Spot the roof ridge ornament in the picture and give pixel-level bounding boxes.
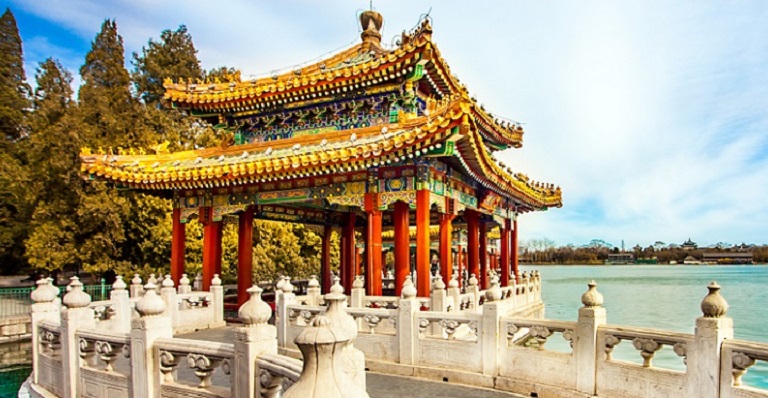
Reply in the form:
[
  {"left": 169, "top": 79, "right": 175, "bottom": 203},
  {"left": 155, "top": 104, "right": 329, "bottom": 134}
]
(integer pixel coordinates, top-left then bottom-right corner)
[{"left": 360, "top": 10, "right": 384, "bottom": 51}]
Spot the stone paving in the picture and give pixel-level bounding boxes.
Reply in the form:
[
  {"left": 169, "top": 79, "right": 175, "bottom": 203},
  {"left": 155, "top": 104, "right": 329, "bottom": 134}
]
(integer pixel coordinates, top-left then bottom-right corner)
[{"left": 180, "top": 327, "right": 526, "bottom": 398}]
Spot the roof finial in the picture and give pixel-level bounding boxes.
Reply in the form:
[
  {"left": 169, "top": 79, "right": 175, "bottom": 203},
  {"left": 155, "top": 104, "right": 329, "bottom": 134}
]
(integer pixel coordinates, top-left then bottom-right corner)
[{"left": 360, "top": 9, "right": 383, "bottom": 50}]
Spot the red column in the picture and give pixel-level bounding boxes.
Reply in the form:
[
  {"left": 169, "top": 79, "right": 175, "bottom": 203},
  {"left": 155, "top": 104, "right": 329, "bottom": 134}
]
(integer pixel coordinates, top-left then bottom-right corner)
[
  {"left": 500, "top": 218, "right": 511, "bottom": 287},
  {"left": 416, "top": 190, "right": 430, "bottom": 297},
  {"left": 365, "top": 194, "right": 383, "bottom": 296},
  {"left": 202, "top": 208, "right": 222, "bottom": 291},
  {"left": 512, "top": 218, "right": 519, "bottom": 282},
  {"left": 479, "top": 221, "right": 488, "bottom": 289},
  {"left": 466, "top": 210, "right": 480, "bottom": 283},
  {"left": 171, "top": 207, "right": 186, "bottom": 285},
  {"left": 394, "top": 201, "right": 410, "bottom": 296},
  {"left": 438, "top": 213, "right": 454, "bottom": 286},
  {"left": 237, "top": 206, "right": 254, "bottom": 306},
  {"left": 321, "top": 225, "right": 332, "bottom": 294},
  {"left": 342, "top": 212, "right": 356, "bottom": 295}
]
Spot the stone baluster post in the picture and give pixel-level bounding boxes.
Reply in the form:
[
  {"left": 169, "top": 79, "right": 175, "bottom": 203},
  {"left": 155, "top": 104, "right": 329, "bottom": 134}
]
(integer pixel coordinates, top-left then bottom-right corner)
[
  {"left": 575, "top": 281, "right": 606, "bottom": 395},
  {"left": 30, "top": 278, "right": 61, "bottom": 385},
  {"left": 276, "top": 276, "right": 296, "bottom": 348},
  {"left": 398, "top": 276, "right": 419, "bottom": 365},
  {"left": 130, "top": 274, "right": 143, "bottom": 298},
  {"left": 306, "top": 275, "right": 321, "bottom": 306},
  {"left": 193, "top": 273, "right": 203, "bottom": 291},
  {"left": 351, "top": 275, "right": 365, "bottom": 308},
  {"left": 110, "top": 276, "right": 131, "bottom": 333},
  {"left": 282, "top": 283, "right": 369, "bottom": 398},
  {"left": 534, "top": 271, "right": 542, "bottom": 302},
  {"left": 235, "top": 285, "right": 278, "bottom": 398},
  {"left": 160, "top": 275, "right": 178, "bottom": 326},
  {"left": 61, "top": 277, "right": 96, "bottom": 398},
  {"left": 211, "top": 274, "right": 225, "bottom": 327},
  {"left": 481, "top": 275, "right": 503, "bottom": 376},
  {"left": 447, "top": 274, "right": 461, "bottom": 312},
  {"left": 520, "top": 272, "right": 530, "bottom": 304},
  {"left": 467, "top": 274, "right": 480, "bottom": 311},
  {"left": 178, "top": 274, "right": 192, "bottom": 294},
  {"left": 688, "top": 282, "right": 733, "bottom": 398},
  {"left": 131, "top": 282, "right": 173, "bottom": 398},
  {"left": 430, "top": 278, "right": 447, "bottom": 336}
]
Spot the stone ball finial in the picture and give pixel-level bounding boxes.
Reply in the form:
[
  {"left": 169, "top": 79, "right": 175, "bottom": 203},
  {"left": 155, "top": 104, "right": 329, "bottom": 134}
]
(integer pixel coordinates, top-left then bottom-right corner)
[
  {"left": 282, "top": 277, "right": 295, "bottom": 294},
  {"left": 132, "top": 274, "right": 142, "bottom": 285},
  {"left": 485, "top": 275, "right": 502, "bottom": 302},
  {"left": 701, "top": 281, "right": 728, "bottom": 318},
  {"left": 148, "top": 274, "right": 157, "bottom": 285},
  {"left": 448, "top": 274, "right": 459, "bottom": 288},
  {"left": 180, "top": 274, "right": 190, "bottom": 286},
  {"left": 162, "top": 274, "right": 174, "bottom": 288},
  {"left": 352, "top": 275, "right": 365, "bottom": 289},
  {"left": 308, "top": 275, "right": 320, "bottom": 288},
  {"left": 212, "top": 274, "right": 222, "bottom": 286},
  {"left": 45, "top": 277, "right": 59, "bottom": 299},
  {"left": 581, "top": 280, "right": 604, "bottom": 308},
  {"left": 239, "top": 285, "right": 272, "bottom": 326},
  {"left": 112, "top": 275, "right": 127, "bottom": 290},
  {"left": 468, "top": 273, "right": 478, "bottom": 286},
  {"left": 434, "top": 276, "right": 446, "bottom": 290},
  {"left": 31, "top": 278, "right": 57, "bottom": 303},
  {"left": 276, "top": 275, "right": 286, "bottom": 291},
  {"left": 135, "top": 282, "right": 166, "bottom": 317},
  {"left": 401, "top": 275, "right": 417, "bottom": 299},
  {"left": 63, "top": 276, "right": 92, "bottom": 309},
  {"left": 329, "top": 276, "right": 344, "bottom": 296}
]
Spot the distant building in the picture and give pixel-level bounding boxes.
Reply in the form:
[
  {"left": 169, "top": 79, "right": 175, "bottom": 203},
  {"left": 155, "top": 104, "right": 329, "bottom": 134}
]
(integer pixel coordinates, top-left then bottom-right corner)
[
  {"left": 606, "top": 253, "right": 634, "bottom": 264},
  {"left": 681, "top": 238, "right": 698, "bottom": 250},
  {"left": 702, "top": 252, "right": 753, "bottom": 264},
  {"left": 683, "top": 255, "right": 702, "bottom": 265}
]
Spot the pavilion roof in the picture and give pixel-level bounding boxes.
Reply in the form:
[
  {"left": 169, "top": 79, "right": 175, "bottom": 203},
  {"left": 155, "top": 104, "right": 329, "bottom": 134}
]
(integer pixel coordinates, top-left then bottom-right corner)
[
  {"left": 80, "top": 99, "right": 561, "bottom": 210},
  {"left": 161, "top": 17, "right": 524, "bottom": 149}
]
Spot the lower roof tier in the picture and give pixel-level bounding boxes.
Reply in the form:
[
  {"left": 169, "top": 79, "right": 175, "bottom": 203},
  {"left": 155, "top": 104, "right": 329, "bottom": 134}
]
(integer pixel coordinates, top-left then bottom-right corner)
[{"left": 81, "top": 99, "right": 561, "bottom": 212}]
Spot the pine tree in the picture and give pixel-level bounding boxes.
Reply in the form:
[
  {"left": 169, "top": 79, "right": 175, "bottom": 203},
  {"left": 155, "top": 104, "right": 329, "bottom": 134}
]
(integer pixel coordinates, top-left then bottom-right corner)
[
  {"left": 78, "top": 19, "right": 138, "bottom": 147},
  {"left": 0, "top": 8, "right": 30, "bottom": 141},
  {"left": 132, "top": 25, "right": 202, "bottom": 107}
]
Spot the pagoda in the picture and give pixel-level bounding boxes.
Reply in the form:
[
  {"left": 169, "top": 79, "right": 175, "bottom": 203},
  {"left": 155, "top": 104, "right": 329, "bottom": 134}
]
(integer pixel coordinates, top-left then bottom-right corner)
[{"left": 80, "top": 11, "right": 562, "bottom": 304}]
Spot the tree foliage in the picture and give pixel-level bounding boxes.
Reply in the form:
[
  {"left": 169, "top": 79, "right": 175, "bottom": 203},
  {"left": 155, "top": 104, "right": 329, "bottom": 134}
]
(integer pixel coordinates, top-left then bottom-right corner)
[{"left": 0, "top": 8, "right": 30, "bottom": 140}]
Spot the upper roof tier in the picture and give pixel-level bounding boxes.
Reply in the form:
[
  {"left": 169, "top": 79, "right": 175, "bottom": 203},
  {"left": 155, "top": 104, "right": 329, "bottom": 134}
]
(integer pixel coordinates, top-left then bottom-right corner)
[{"left": 162, "top": 11, "right": 524, "bottom": 150}]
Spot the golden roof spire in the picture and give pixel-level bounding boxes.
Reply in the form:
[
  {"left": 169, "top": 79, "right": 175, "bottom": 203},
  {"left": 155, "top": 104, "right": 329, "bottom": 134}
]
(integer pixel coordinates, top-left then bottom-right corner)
[{"left": 360, "top": 9, "right": 383, "bottom": 50}]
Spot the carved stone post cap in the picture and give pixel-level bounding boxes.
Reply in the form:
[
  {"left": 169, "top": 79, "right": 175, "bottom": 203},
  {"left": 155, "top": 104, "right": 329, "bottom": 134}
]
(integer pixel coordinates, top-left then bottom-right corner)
[
  {"left": 308, "top": 275, "right": 320, "bottom": 288},
  {"left": 239, "top": 285, "right": 272, "bottom": 325},
  {"left": 148, "top": 274, "right": 157, "bottom": 284},
  {"left": 434, "top": 276, "right": 446, "bottom": 290},
  {"left": 401, "top": 275, "right": 417, "bottom": 299},
  {"left": 63, "top": 276, "right": 91, "bottom": 309},
  {"left": 131, "top": 274, "right": 142, "bottom": 285},
  {"left": 180, "top": 274, "right": 190, "bottom": 286},
  {"left": 162, "top": 274, "right": 175, "bottom": 288},
  {"left": 468, "top": 273, "right": 478, "bottom": 286},
  {"left": 485, "top": 275, "right": 502, "bottom": 302},
  {"left": 295, "top": 315, "right": 353, "bottom": 345},
  {"left": 701, "top": 281, "right": 728, "bottom": 318},
  {"left": 112, "top": 275, "right": 127, "bottom": 290},
  {"left": 276, "top": 275, "right": 286, "bottom": 291},
  {"left": 325, "top": 277, "right": 346, "bottom": 302},
  {"left": 581, "top": 280, "right": 604, "bottom": 308},
  {"left": 282, "top": 276, "right": 295, "bottom": 293},
  {"left": 212, "top": 274, "right": 222, "bottom": 286},
  {"left": 352, "top": 275, "right": 365, "bottom": 289},
  {"left": 136, "top": 282, "right": 166, "bottom": 317},
  {"left": 31, "top": 278, "right": 57, "bottom": 303},
  {"left": 448, "top": 274, "right": 459, "bottom": 288},
  {"left": 194, "top": 273, "right": 203, "bottom": 281}
]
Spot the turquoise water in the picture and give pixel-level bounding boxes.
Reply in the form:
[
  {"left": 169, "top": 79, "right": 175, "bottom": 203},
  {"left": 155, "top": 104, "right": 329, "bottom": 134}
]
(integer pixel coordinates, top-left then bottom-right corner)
[{"left": 522, "top": 264, "right": 768, "bottom": 389}]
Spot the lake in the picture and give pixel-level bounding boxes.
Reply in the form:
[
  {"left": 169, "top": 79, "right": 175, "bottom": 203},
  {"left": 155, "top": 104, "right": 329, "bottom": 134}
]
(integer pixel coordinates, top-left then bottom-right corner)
[{"left": 3, "top": 264, "right": 768, "bottom": 394}]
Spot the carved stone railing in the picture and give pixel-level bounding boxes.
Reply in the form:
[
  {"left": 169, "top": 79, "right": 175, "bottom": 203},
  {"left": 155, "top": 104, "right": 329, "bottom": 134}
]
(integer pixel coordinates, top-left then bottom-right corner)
[
  {"left": 255, "top": 353, "right": 302, "bottom": 398},
  {"left": 347, "top": 307, "right": 398, "bottom": 336},
  {"left": 721, "top": 339, "right": 768, "bottom": 397},
  {"left": 362, "top": 296, "right": 399, "bottom": 309},
  {"left": 77, "top": 328, "right": 132, "bottom": 396},
  {"left": 417, "top": 312, "right": 481, "bottom": 342},
  {"left": 599, "top": 326, "right": 691, "bottom": 368},
  {"left": 36, "top": 320, "right": 63, "bottom": 397},
  {"left": 155, "top": 337, "right": 235, "bottom": 397},
  {"left": 503, "top": 318, "right": 577, "bottom": 351}
]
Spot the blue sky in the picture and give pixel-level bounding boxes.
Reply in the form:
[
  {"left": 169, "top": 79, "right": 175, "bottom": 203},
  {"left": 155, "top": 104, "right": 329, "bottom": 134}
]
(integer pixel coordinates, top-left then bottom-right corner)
[{"left": 6, "top": 1, "right": 768, "bottom": 248}]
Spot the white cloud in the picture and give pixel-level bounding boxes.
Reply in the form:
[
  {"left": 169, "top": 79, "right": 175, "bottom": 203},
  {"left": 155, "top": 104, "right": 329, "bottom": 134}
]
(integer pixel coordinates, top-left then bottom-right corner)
[{"left": 12, "top": 0, "right": 768, "bottom": 246}]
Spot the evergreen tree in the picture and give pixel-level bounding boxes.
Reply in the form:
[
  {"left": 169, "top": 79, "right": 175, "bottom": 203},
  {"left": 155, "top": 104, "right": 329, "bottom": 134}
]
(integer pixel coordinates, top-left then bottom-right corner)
[
  {"left": 132, "top": 25, "right": 202, "bottom": 107},
  {"left": 0, "top": 8, "right": 30, "bottom": 141},
  {"left": 78, "top": 19, "right": 140, "bottom": 147}
]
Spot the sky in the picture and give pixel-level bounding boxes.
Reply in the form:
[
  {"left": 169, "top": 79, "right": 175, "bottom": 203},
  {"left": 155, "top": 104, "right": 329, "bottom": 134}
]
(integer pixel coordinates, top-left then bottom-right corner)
[{"left": 5, "top": 0, "right": 768, "bottom": 248}]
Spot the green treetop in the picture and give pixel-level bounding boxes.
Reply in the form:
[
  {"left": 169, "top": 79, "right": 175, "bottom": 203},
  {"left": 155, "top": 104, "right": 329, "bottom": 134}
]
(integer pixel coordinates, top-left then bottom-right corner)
[{"left": 0, "top": 8, "right": 30, "bottom": 141}]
